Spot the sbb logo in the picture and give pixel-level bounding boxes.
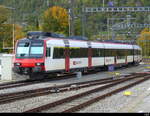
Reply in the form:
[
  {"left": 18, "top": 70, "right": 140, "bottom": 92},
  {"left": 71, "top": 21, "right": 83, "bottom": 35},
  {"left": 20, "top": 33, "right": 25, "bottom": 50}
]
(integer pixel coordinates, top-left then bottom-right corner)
[
  {"left": 73, "top": 61, "right": 82, "bottom": 65},
  {"left": 106, "top": 59, "right": 111, "bottom": 62}
]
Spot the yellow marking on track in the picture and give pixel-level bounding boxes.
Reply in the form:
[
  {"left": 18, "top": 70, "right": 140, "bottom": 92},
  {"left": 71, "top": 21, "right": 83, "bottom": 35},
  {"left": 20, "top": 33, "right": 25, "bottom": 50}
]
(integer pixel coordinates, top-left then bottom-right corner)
[
  {"left": 115, "top": 72, "right": 120, "bottom": 76},
  {"left": 123, "top": 91, "right": 132, "bottom": 96},
  {"left": 145, "top": 66, "right": 150, "bottom": 69},
  {"left": 108, "top": 72, "right": 120, "bottom": 76}
]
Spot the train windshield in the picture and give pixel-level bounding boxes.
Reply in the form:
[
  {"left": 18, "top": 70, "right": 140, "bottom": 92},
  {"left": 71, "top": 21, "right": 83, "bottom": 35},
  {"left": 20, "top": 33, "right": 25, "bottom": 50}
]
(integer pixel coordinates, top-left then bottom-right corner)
[{"left": 16, "top": 41, "right": 44, "bottom": 58}]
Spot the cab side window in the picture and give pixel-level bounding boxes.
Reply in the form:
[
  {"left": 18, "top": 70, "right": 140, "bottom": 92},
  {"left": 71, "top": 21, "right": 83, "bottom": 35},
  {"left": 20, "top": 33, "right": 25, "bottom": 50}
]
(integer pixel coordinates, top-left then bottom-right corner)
[{"left": 46, "top": 47, "right": 51, "bottom": 57}]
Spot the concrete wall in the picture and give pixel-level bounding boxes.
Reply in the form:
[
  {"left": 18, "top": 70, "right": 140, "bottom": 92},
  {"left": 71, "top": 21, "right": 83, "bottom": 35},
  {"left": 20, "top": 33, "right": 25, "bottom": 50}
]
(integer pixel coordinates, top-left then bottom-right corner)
[{"left": 0, "top": 54, "right": 14, "bottom": 81}]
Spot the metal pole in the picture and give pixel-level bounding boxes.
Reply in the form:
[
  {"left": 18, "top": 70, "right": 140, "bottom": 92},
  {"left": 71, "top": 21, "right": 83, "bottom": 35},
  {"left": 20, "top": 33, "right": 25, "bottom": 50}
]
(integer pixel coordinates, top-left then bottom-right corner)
[
  {"left": 12, "top": 23, "right": 15, "bottom": 52},
  {"left": 82, "top": 6, "right": 85, "bottom": 37},
  {"left": 12, "top": 6, "right": 15, "bottom": 53},
  {"left": 68, "top": 9, "right": 71, "bottom": 36},
  {"left": 107, "top": 18, "right": 109, "bottom": 39},
  {"left": 69, "top": 0, "right": 75, "bottom": 36},
  {"left": 1, "top": 6, "right": 15, "bottom": 51},
  {"left": 103, "top": 0, "right": 105, "bottom": 7}
]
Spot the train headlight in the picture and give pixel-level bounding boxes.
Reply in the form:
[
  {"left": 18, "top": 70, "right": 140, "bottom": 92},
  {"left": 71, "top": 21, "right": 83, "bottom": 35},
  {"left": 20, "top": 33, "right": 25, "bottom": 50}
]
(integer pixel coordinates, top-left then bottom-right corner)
[
  {"left": 15, "top": 63, "right": 21, "bottom": 66},
  {"left": 36, "top": 63, "right": 44, "bottom": 66}
]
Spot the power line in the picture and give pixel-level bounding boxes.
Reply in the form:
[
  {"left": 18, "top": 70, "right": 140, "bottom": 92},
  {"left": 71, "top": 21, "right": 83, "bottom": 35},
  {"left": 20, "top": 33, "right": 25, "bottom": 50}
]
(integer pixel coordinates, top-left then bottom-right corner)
[
  {"left": 68, "top": 0, "right": 75, "bottom": 36},
  {"left": 84, "top": 7, "right": 150, "bottom": 13}
]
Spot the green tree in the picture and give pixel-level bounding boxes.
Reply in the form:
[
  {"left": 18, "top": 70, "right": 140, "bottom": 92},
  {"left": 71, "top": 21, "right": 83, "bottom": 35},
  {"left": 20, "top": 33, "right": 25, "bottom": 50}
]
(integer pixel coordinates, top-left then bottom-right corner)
[
  {"left": 0, "top": 5, "right": 10, "bottom": 24},
  {"left": 0, "top": 6, "right": 11, "bottom": 52},
  {"left": 0, "top": 6, "right": 24, "bottom": 53}
]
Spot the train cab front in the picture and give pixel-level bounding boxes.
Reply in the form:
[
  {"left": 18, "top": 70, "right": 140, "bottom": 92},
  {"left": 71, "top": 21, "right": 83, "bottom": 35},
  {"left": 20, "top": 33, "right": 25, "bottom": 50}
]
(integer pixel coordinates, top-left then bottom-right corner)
[{"left": 13, "top": 39, "right": 45, "bottom": 75}]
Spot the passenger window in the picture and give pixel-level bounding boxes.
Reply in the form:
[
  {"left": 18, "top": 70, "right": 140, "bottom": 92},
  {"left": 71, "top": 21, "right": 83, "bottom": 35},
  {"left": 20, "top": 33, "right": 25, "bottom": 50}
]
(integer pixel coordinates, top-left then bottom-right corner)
[
  {"left": 53, "top": 47, "right": 65, "bottom": 59},
  {"left": 93, "top": 48, "right": 104, "bottom": 57}
]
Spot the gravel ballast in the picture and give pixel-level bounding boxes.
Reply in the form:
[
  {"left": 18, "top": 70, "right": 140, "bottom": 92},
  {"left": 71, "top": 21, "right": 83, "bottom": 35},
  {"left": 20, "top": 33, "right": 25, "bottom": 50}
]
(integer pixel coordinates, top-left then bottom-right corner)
[
  {"left": 0, "top": 64, "right": 146, "bottom": 95},
  {"left": 78, "top": 76, "right": 150, "bottom": 113},
  {"left": 0, "top": 64, "right": 149, "bottom": 112}
]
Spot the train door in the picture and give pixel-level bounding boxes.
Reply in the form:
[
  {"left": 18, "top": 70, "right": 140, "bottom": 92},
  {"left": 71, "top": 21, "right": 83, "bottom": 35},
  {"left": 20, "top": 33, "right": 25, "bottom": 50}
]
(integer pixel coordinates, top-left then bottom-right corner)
[
  {"left": 125, "top": 50, "right": 128, "bottom": 64},
  {"left": 88, "top": 48, "right": 92, "bottom": 68},
  {"left": 64, "top": 40, "right": 70, "bottom": 72},
  {"left": 45, "top": 47, "right": 51, "bottom": 71},
  {"left": 87, "top": 42, "right": 92, "bottom": 68},
  {"left": 64, "top": 48, "right": 70, "bottom": 72},
  {"left": 133, "top": 46, "right": 135, "bottom": 63},
  {"left": 125, "top": 55, "right": 128, "bottom": 64},
  {"left": 114, "top": 56, "right": 117, "bottom": 64}
]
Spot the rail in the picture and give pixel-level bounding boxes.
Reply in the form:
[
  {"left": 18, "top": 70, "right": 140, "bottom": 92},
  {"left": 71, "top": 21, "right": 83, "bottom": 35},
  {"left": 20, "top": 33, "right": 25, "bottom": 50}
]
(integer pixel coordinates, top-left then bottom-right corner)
[{"left": 24, "top": 74, "right": 150, "bottom": 113}]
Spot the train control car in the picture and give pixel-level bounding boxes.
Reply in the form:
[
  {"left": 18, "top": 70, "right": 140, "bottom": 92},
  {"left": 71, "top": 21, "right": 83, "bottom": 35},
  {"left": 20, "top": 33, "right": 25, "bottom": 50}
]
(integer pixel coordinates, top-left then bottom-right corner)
[{"left": 13, "top": 31, "right": 142, "bottom": 78}]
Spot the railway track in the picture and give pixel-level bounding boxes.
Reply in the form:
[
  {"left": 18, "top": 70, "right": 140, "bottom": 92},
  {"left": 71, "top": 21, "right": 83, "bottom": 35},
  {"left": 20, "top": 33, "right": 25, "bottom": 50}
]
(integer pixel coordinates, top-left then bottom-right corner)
[
  {"left": 0, "top": 64, "right": 139, "bottom": 90},
  {"left": 0, "top": 73, "right": 76, "bottom": 90},
  {"left": 23, "top": 73, "right": 150, "bottom": 113},
  {"left": 0, "top": 73, "right": 147, "bottom": 105},
  {"left": 0, "top": 75, "right": 124, "bottom": 105},
  {"left": 0, "top": 69, "right": 104, "bottom": 90},
  {"left": 142, "top": 58, "right": 150, "bottom": 63}
]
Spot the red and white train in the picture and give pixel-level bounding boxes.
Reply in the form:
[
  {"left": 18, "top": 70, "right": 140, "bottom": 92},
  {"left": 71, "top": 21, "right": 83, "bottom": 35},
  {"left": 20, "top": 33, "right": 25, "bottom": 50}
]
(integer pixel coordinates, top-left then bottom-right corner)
[{"left": 13, "top": 32, "right": 142, "bottom": 78}]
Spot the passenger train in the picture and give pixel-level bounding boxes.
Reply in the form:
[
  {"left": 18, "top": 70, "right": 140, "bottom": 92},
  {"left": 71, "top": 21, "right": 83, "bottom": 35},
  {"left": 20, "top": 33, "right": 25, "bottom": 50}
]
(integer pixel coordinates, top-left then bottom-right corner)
[{"left": 13, "top": 32, "right": 142, "bottom": 78}]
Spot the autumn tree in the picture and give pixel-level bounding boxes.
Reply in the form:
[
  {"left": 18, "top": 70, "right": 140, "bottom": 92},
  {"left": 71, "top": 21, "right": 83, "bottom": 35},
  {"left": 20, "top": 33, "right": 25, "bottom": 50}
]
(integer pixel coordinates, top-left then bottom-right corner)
[
  {"left": 42, "top": 6, "right": 69, "bottom": 35},
  {"left": 137, "top": 28, "right": 150, "bottom": 57}
]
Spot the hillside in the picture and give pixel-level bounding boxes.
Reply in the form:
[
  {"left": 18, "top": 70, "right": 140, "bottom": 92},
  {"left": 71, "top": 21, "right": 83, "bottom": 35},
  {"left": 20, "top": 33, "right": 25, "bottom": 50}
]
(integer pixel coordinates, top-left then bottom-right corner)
[{"left": 0, "top": 0, "right": 150, "bottom": 39}]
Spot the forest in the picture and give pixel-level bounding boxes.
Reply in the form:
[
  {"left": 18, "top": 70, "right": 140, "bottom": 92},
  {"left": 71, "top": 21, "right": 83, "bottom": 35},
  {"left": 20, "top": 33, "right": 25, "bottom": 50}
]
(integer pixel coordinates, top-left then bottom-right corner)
[{"left": 0, "top": 0, "right": 150, "bottom": 56}]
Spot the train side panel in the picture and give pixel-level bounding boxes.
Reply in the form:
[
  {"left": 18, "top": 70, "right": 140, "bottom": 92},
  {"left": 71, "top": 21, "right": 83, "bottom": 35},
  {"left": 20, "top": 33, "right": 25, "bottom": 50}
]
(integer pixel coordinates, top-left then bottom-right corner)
[
  {"left": 45, "top": 58, "right": 65, "bottom": 72},
  {"left": 70, "top": 58, "right": 88, "bottom": 69},
  {"left": 92, "top": 57, "right": 105, "bottom": 66},
  {"left": 127, "top": 56, "right": 134, "bottom": 63},
  {"left": 105, "top": 57, "right": 115, "bottom": 65},
  {"left": 133, "top": 45, "right": 142, "bottom": 63},
  {"left": 116, "top": 58, "right": 126, "bottom": 64}
]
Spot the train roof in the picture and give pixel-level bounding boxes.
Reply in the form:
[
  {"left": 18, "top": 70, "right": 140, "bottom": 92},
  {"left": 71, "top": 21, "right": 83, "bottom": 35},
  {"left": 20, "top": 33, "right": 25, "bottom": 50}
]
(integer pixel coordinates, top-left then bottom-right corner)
[
  {"left": 18, "top": 33, "right": 141, "bottom": 50},
  {"left": 133, "top": 44, "right": 142, "bottom": 50},
  {"left": 46, "top": 37, "right": 139, "bottom": 50}
]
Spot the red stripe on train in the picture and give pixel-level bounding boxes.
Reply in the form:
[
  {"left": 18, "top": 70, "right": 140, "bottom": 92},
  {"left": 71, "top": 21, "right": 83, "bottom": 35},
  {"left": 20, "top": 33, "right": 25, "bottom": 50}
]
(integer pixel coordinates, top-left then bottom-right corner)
[
  {"left": 65, "top": 48, "right": 70, "bottom": 72},
  {"left": 88, "top": 48, "right": 92, "bottom": 68}
]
